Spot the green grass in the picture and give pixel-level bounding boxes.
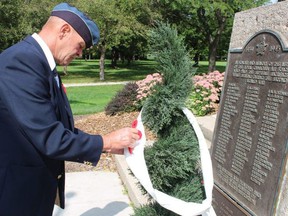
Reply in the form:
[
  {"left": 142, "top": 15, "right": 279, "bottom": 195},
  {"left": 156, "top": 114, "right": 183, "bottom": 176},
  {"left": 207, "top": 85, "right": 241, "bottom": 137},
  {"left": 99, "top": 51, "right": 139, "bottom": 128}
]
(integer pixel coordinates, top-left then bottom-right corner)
[
  {"left": 57, "top": 59, "right": 227, "bottom": 83},
  {"left": 66, "top": 84, "right": 124, "bottom": 115},
  {"left": 194, "top": 61, "right": 227, "bottom": 75},
  {"left": 57, "top": 59, "right": 159, "bottom": 84},
  {"left": 60, "top": 59, "right": 227, "bottom": 115}
]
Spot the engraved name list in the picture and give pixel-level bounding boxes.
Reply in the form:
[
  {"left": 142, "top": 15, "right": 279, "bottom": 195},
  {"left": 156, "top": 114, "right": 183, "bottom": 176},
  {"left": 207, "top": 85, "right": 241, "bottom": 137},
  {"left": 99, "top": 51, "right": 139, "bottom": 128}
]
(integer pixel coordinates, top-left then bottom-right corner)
[{"left": 211, "top": 31, "right": 288, "bottom": 216}]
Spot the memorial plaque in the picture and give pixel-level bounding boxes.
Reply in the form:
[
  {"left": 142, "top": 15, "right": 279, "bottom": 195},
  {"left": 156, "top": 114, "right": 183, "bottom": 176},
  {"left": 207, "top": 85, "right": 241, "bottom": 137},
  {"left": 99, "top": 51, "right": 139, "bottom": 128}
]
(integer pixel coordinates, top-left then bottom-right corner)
[
  {"left": 211, "top": 30, "right": 288, "bottom": 216},
  {"left": 212, "top": 186, "right": 250, "bottom": 216}
]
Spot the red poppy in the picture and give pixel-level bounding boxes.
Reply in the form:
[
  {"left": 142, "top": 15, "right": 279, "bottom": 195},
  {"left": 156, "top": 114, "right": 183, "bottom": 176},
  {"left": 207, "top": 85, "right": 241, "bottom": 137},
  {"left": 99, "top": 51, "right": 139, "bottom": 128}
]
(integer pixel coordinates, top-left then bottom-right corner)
[
  {"left": 132, "top": 119, "right": 138, "bottom": 128},
  {"left": 128, "top": 147, "right": 133, "bottom": 154},
  {"left": 62, "top": 83, "right": 67, "bottom": 94},
  {"left": 138, "top": 130, "right": 142, "bottom": 139}
]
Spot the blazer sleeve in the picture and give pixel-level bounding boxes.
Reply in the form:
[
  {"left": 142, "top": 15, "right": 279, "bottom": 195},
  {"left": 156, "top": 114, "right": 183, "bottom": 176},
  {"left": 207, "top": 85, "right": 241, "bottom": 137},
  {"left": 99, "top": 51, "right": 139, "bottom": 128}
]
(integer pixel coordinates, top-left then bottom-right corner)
[{"left": 0, "top": 41, "right": 103, "bottom": 165}]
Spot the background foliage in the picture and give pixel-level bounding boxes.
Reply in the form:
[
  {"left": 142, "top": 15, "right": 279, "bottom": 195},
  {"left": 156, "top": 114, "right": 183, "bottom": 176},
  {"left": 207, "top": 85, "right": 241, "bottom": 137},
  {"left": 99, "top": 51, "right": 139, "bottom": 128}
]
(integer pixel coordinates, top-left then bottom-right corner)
[{"left": 0, "top": 0, "right": 270, "bottom": 79}]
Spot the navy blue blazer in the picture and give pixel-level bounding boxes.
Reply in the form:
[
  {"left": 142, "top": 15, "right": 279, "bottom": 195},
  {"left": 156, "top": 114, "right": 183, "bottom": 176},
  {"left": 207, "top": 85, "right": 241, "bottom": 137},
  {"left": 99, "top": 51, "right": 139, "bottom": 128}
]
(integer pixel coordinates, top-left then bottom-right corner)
[{"left": 0, "top": 36, "right": 103, "bottom": 216}]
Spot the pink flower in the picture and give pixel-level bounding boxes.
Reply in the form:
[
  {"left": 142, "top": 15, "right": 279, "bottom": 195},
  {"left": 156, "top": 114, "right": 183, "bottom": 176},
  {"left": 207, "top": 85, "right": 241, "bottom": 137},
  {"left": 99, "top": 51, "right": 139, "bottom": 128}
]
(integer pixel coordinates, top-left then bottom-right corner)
[
  {"left": 136, "top": 73, "right": 163, "bottom": 101},
  {"left": 188, "top": 70, "right": 224, "bottom": 116},
  {"left": 209, "top": 94, "right": 219, "bottom": 102}
]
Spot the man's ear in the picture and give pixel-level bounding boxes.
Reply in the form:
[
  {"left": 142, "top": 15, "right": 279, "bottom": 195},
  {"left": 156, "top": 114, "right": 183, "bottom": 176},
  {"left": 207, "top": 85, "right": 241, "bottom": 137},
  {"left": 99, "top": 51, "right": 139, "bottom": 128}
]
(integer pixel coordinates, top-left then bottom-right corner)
[{"left": 59, "top": 23, "right": 71, "bottom": 39}]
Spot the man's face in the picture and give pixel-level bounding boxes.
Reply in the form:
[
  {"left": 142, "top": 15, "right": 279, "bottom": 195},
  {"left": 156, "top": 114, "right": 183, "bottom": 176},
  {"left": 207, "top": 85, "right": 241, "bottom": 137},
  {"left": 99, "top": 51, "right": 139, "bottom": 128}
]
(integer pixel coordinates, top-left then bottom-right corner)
[{"left": 55, "top": 25, "right": 86, "bottom": 66}]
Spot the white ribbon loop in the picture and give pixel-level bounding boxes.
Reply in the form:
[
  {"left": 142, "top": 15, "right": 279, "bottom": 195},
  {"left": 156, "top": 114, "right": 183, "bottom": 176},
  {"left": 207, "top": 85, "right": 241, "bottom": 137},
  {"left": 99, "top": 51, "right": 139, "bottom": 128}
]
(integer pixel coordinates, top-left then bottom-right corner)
[{"left": 125, "top": 108, "right": 216, "bottom": 216}]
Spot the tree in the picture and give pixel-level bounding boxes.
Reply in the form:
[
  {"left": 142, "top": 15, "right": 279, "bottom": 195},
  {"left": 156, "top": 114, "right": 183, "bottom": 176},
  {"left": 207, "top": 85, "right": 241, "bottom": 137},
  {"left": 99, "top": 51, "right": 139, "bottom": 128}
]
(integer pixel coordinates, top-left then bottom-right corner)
[
  {"left": 23, "top": 0, "right": 65, "bottom": 33},
  {"left": 151, "top": 0, "right": 269, "bottom": 72},
  {"left": 76, "top": 0, "right": 154, "bottom": 80},
  {"left": 0, "top": 0, "right": 70, "bottom": 51},
  {"left": 110, "top": 0, "right": 161, "bottom": 66},
  {"left": 0, "top": 0, "right": 27, "bottom": 51},
  {"left": 0, "top": 0, "right": 156, "bottom": 80}
]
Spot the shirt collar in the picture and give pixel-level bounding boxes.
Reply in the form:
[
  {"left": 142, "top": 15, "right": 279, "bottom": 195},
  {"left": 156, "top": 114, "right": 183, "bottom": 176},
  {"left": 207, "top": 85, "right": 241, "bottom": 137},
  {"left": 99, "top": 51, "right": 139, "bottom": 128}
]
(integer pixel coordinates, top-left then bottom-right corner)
[{"left": 32, "top": 33, "right": 56, "bottom": 71}]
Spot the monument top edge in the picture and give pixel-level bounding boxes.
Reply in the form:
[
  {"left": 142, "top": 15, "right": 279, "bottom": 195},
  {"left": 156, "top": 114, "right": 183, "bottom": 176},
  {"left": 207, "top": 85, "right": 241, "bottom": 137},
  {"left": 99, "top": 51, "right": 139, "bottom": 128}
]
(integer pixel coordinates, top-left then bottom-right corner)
[
  {"left": 229, "top": 29, "right": 287, "bottom": 53},
  {"left": 229, "top": 1, "right": 288, "bottom": 50}
]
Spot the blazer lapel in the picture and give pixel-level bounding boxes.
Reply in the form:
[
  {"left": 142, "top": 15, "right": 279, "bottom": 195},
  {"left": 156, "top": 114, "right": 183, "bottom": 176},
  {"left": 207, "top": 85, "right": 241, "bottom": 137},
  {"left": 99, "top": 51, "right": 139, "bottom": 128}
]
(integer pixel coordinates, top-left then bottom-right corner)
[
  {"left": 58, "top": 74, "right": 75, "bottom": 130},
  {"left": 52, "top": 69, "right": 74, "bottom": 131}
]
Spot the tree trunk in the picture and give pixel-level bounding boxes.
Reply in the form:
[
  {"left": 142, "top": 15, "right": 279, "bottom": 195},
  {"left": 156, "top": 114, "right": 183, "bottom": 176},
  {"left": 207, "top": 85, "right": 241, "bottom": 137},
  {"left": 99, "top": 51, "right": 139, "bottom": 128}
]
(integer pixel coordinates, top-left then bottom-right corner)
[
  {"left": 63, "top": 66, "right": 68, "bottom": 75},
  {"left": 208, "top": 44, "right": 217, "bottom": 72},
  {"left": 208, "top": 10, "right": 226, "bottom": 72},
  {"left": 99, "top": 44, "right": 106, "bottom": 81},
  {"left": 111, "top": 47, "right": 118, "bottom": 68}
]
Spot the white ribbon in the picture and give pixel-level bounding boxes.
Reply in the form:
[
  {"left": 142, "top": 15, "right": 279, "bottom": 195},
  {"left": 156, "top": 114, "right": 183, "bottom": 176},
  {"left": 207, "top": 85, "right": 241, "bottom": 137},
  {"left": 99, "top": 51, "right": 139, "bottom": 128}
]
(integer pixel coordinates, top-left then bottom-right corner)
[{"left": 125, "top": 108, "right": 216, "bottom": 216}]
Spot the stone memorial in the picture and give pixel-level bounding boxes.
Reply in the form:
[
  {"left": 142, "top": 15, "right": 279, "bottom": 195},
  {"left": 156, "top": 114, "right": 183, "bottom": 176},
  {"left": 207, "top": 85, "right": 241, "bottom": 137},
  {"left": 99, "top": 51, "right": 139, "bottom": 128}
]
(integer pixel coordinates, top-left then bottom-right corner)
[{"left": 211, "top": 2, "right": 288, "bottom": 216}]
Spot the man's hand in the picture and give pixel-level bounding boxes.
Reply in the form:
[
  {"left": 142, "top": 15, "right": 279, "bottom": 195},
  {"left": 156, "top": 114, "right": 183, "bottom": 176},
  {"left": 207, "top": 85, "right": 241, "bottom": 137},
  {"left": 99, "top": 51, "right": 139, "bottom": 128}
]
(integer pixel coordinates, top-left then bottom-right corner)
[{"left": 102, "top": 127, "right": 140, "bottom": 154}]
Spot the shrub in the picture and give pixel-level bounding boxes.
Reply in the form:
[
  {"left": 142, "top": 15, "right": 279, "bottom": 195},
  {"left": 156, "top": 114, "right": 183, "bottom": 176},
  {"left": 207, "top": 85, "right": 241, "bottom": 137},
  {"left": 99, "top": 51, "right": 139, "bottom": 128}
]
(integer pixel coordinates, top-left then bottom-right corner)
[
  {"left": 105, "top": 73, "right": 163, "bottom": 116},
  {"left": 105, "top": 82, "right": 138, "bottom": 115},
  {"left": 186, "top": 70, "right": 224, "bottom": 116}
]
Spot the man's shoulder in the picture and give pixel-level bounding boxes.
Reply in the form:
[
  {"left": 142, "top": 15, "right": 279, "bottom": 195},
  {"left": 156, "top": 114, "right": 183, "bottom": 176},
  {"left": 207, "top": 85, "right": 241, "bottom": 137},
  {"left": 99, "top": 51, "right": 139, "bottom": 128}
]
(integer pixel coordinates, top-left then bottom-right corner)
[{"left": 0, "top": 36, "right": 44, "bottom": 61}]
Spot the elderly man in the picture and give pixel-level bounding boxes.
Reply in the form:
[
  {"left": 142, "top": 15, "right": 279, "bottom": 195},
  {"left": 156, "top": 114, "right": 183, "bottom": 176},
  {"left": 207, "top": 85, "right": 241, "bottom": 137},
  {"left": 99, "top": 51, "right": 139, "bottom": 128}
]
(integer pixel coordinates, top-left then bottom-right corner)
[{"left": 0, "top": 3, "right": 139, "bottom": 216}]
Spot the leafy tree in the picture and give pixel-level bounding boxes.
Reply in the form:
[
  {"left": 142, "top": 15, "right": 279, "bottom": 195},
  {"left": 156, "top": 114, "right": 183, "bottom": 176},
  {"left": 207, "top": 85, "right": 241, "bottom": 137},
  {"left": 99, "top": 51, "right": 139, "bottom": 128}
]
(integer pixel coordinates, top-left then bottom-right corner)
[
  {"left": 110, "top": 0, "right": 160, "bottom": 66},
  {"left": 76, "top": 0, "right": 154, "bottom": 80},
  {"left": 0, "top": 0, "right": 27, "bottom": 50},
  {"left": 23, "top": 0, "right": 66, "bottom": 33},
  {"left": 151, "top": 0, "right": 269, "bottom": 72},
  {"left": 0, "top": 0, "right": 75, "bottom": 51},
  {"left": 0, "top": 0, "right": 156, "bottom": 79}
]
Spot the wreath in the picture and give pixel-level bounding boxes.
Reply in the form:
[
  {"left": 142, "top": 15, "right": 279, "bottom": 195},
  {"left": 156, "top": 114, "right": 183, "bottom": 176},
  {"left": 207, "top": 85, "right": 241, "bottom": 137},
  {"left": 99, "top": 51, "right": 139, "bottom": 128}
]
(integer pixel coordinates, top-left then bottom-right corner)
[{"left": 126, "top": 22, "right": 215, "bottom": 216}]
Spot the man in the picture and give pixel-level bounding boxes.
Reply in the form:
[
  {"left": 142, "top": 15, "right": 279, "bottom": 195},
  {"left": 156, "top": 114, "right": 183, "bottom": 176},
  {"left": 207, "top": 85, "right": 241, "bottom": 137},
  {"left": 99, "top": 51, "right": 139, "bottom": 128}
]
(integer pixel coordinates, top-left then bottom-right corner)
[{"left": 0, "top": 3, "right": 139, "bottom": 216}]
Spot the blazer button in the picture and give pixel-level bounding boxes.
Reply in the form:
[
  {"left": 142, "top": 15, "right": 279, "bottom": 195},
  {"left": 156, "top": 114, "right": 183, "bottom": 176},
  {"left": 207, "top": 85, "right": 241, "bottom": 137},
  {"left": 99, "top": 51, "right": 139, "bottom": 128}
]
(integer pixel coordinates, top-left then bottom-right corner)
[{"left": 57, "top": 174, "right": 62, "bottom": 179}]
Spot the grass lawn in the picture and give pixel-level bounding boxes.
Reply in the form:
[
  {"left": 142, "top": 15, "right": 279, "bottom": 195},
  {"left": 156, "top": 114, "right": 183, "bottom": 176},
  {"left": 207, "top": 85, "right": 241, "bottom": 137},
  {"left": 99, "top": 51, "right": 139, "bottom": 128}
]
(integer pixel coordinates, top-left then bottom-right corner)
[
  {"left": 57, "top": 59, "right": 227, "bottom": 84},
  {"left": 194, "top": 61, "right": 227, "bottom": 74},
  {"left": 58, "top": 59, "right": 159, "bottom": 84},
  {"left": 66, "top": 84, "right": 124, "bottom": 115},
  {"left": 60, "top": 59, "right": 227, "bottom": 115}
]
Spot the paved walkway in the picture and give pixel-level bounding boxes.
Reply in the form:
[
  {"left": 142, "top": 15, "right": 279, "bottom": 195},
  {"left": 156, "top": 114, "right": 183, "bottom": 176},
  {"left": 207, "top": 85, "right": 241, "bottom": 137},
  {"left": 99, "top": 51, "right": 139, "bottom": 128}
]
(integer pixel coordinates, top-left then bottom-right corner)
[
  {"left": 64, "top": 81, "right": 129, "bottom": 87},
  {"left": 52, "top": 171, "right": 134, "bottom": 216}
]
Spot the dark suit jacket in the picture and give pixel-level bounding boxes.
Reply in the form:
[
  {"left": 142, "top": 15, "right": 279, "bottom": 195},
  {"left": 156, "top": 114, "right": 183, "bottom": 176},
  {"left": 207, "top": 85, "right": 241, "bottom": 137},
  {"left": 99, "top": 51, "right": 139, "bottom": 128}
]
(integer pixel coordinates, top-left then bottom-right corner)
[{"left": 0, "top": 36, "right": 103, "bottom": 216}]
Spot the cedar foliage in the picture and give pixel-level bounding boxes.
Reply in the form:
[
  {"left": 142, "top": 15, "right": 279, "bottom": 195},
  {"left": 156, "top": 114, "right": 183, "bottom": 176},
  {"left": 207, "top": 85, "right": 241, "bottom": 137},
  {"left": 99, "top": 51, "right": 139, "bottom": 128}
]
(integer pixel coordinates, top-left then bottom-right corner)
[
  {"left": 133, "top": 22, "right": 205, "bottom": 216},
  {"left": 142, "top": 22, "right": 194, "bottom": 134}
]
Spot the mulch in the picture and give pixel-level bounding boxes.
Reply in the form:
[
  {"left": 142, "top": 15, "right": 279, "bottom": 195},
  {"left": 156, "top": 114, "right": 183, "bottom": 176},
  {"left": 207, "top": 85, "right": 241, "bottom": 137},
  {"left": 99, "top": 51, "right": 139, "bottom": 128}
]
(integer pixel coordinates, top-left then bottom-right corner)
[{"left": 65, "top": 111, "right": 155, "bottom": 173}]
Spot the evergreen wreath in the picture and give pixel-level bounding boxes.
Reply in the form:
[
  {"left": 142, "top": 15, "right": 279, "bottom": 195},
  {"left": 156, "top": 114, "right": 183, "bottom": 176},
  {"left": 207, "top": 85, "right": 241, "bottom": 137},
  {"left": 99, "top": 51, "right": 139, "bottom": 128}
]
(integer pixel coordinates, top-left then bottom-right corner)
[{"left": 132, "top": 22, "right": 206, "bottom": 216}]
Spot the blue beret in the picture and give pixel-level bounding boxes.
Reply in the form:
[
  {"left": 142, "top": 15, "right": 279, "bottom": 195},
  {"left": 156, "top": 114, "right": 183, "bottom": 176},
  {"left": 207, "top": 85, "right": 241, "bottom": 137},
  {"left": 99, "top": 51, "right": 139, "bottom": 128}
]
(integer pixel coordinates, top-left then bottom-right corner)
[{"left": 51, "top": 3, "right": 100, "bottom": 48}]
